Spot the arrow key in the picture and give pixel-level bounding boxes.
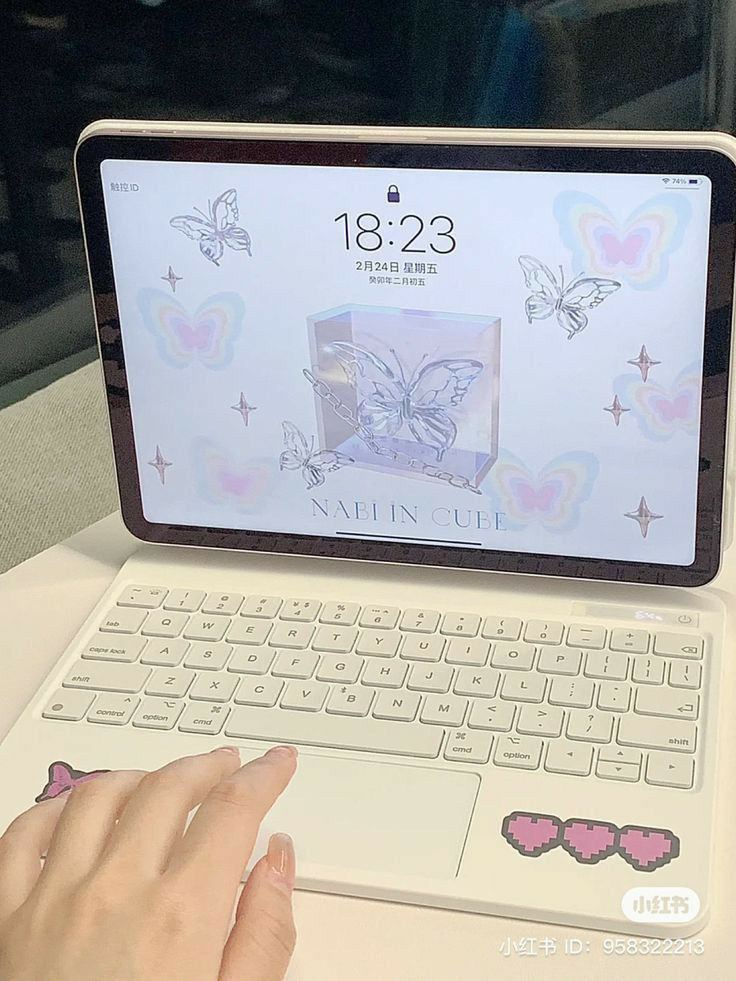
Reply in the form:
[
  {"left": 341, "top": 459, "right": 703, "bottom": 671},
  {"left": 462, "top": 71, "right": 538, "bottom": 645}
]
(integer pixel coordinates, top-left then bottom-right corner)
[
  {"left": 645, "top": 751, "right": 695, "bottom": 790},
  {"left": 596, "top": 759, "right": 640, "bottom": 783},
  {"left": 544, "top": 739, "right": 593, "bottom": 776},
  {"left": 598, "top": 745, "right": 642, "bottom": 767},
  {"left": 635, "top": 686, "right": 699, "bottom": 721}
]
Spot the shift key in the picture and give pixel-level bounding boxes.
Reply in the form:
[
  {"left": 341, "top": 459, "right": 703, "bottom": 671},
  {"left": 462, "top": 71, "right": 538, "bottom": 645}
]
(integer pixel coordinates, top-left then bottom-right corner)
[
  {"left": 63, "top": 660, "right": 151, "bottom": 694},
  {"left": 617, "top": 715, "right": 696, "bottom": 753}
]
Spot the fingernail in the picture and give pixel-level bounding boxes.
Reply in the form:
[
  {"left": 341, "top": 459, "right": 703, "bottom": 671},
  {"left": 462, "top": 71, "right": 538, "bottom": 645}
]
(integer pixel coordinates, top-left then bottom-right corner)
[
  {"left": 267, "top": 832, "right": 295, "bottom": 893},
  {"left": 265, "top": 744, "right": 298, "bottom": 761},
  {"left": 214, "top": 746, "right": 241, "bottom": 758}
]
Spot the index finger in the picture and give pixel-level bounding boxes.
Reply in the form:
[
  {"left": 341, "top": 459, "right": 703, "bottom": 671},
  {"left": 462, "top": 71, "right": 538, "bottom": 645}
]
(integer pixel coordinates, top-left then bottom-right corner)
[{"left": 165, "top": 746, "right": 297, "bottom": 905}]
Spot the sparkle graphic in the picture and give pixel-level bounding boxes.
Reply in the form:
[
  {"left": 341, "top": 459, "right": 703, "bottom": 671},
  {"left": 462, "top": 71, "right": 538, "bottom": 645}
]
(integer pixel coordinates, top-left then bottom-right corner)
[
  {"left": 231, "top": 392, "right": 257, "bottom": 427},
  {"left": 604, "top": 394, "right": 630, "bottom": 427},
  {"left": 148, "top": 445, "right": 172, "bottom": 485},
  {"left": 625, "top": 496, "right": 663, "bottom": 539},
  {"left": 627, "top": 345, "right": 661, "bottom": 383},
  {"left": 161, "top": 266, "right": 182, "bottom": 292}
]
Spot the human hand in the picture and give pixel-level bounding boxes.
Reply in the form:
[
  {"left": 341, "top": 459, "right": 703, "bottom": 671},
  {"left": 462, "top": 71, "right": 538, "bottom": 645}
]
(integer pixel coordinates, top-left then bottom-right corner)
[{"left": 0, "top": 745, "right": 298, "bottom": 981}]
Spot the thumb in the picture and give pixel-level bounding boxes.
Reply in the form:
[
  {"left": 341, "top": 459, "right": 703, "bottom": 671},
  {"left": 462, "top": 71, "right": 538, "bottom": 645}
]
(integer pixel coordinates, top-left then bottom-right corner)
[{"left": 219, "top": 833, "right": 297, "bottom": 981}]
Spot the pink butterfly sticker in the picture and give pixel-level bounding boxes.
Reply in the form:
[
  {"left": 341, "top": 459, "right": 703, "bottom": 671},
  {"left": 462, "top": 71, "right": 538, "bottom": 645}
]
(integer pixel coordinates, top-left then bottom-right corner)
[
  {"left": 35, "top": 761, "right": 109, "bottom": 802},
  {"left": 614, "top": 362, "right": 701, "bottom": 441},
  {"left": 138, "top": 289, "right": 244, "bottom": 369}
]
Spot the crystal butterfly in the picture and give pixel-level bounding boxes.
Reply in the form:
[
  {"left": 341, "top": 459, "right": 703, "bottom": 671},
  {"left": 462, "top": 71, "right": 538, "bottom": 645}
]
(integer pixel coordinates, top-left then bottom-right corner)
[
  {"left": 519, "top": 255, "right": 621, "bottom": 340},
  {"left": 170, "top": 188, "right": 252, "bottom": 265},
  {"left": 279, "top": 421, "right": 353, "bottom": 490}
]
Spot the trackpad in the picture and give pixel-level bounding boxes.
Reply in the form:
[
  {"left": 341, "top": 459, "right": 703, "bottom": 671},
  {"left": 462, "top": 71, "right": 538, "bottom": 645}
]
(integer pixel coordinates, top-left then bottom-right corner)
[{"left": 253, "top": 753, "right": 479, "bottom": 878}]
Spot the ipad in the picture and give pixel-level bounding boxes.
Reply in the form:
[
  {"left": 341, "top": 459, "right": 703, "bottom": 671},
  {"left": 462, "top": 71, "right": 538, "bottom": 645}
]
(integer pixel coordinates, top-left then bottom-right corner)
[{"left": 75, "top": 124, "right": 736, "bottom": 586}]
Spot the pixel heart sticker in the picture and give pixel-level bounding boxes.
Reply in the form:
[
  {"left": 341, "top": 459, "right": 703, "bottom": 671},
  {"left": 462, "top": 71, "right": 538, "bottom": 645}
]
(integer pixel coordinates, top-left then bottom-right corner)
[
  {"left": 618, "top": 825, "right": 680, "bottom": 872},
  {"left": 561, "top": 818, "right": 619, "bottom": 865},
  {"left": 501, "top": 811, "right": 562, "bottom": 857}
]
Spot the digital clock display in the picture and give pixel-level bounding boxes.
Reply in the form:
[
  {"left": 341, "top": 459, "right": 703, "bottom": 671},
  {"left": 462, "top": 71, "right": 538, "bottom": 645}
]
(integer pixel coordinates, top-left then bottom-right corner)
[{"left": 334, "top": 212, "right": 456, "bottom": 253}]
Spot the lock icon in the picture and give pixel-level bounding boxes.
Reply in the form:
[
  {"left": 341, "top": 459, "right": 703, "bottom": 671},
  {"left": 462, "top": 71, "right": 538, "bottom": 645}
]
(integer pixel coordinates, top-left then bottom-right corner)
[{"left": 387, "top": 184, "right": 400, "bottom": 203}]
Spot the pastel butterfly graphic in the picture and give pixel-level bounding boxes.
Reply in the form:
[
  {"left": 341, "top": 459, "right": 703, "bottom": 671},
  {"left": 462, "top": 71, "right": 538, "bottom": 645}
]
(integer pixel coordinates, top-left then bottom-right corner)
[
  {"left": 614, "top": 362, "right": 701, "bottom": 441},
  {"left": 138, "top": 289, "right": 244, "bottom": 369},
  {"left": 35, "top": 761, "right": 109, "bottom": 803},
  {"left": 555, "top": 192, "right": 691, "bottom": 290},
  {"left": 170, "top": 188, "right": 252, "bottom": 265},
  {"left": 485, "top": 451, "right": 599, "bottom": 533},
  {"left": 194, "top": 439, "right": 274, "bottom": 513},
  {"left": 518, "top": 255, "right": 621, "bottom": 340},
  {"left": 328, "top": 341, "right": 483, "bottom": 460},
  {"left": 280, "top": 421, "right": 353, "bottom": 490}
]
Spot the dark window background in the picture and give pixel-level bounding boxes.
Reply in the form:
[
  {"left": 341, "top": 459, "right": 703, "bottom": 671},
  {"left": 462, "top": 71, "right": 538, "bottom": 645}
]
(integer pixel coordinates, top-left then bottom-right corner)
[{"left": 0, "top": 0, "right": 730, "bottom": 401}]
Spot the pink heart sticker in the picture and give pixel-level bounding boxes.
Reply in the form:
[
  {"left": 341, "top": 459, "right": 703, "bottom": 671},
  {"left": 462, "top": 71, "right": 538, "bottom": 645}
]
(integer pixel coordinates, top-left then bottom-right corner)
[
  {"left": 501, "top": 811, "right": 562, "bottom": 857},
  {"left": 618, "top": 825, "right": 680, "bottom": 872},
  {"left": 561, "top": 819, "right": 619, "bottom": 864}
]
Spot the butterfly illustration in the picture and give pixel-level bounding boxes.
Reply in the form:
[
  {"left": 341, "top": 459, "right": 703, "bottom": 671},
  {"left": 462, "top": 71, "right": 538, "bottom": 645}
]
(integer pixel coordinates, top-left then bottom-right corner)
[
  {"left": 138, "top": 289, "right": 244, "bottom": 369},
  {"left": 614, "top": 361, "right": 701, "bottom": 442},
  {"left": 279, "top": 421, "right": 353, "bottom": 490},
  {"left": 35, "top": 761, "right": 109, "bottom": 803},
  {"left": 328, "top": 341, "right": 483, "bottom": 462},
  {"left": 555, "top": 192, "right": 691, "bottom": 289},
  {"left": 194, "top": 439, "right": 274, "bottom": 513},
  {"left": 170, "top": 188, "right": 252, "bottom": 265},
  {"left": 519, "top": 256, "right": 621, "bottom": 340}
]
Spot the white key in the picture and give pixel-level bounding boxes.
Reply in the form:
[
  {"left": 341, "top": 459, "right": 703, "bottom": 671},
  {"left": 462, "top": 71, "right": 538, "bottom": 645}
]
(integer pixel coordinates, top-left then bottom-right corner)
[
  {"left": 227, "top": 646, "right": 274, "bottom": 675},
  {"left": 280, "top": 681, "right": 329, "bottom": 711},
  {"left": 316, "top": 654, "right": 364, "bottom": 684},
  {"left": 618, "top": 715, "right": 697, "bottom": 753},
  {"left": 669, "top": 660, "right": 701, "bottom": 690},
  {"left": 373, "top": 690, "right": 421, "bottom": 722},
  {"left": 326, "top": 685, "right": 374, "bottom": 717},
  {"left": 632, "top": 656, "right": 665, "bottom": 685},
  {"left": 494, "top": 734, "right": 543, "bottom": 770},
  {"left": 117, "top": 585, "right": 167, "bottom": 609},
  {"left": 359, "top": 606, "right": 400, "bottom": 629},
  {"left": 400, "top": 635, "right": 445, "bottom": 661},
  {"left": 445, "top": 637, "right": 490, "bottom": 666},
  {"left": 311, "top": 625, "right": 358, "bottom": 653},
  {"left": 548, "top": 676, "right": 594, "bottom": 708},
  {"left": 597, "top": 681, "right": 631, "bottom": 712},
  {"left": 645, "top": 751, "right": 695, "bottom": 789},
  {"left": 142, "top": 611, "right": 188, "bottom": 638},
  {"left": 145, "top": 668, "right": 194, "bottom": 699},
  {"left": 399, "top": 608, "right": 440, "bottom": 633},
  {"left": 178, "top": 702, "right": 229, "bottom": 735},
  {"left": 100, "top": 607, "right": 147, "bottom": 634},
  {"left": 500, "top": 673, "right": 546, "bottom": 703},
  {"left": 596, "top": 760, "right": 640, "bottom": 782},
  {"left": 132, "top": 697, "right": 184, "bottom": 730},
  {"left": 163, "top": 589, "right": 205, "bottom": 613},
  {"left": 407, "top": 663, "right": 453, "bottom": 693},
  {"left": 201, "top": 592, "right": 243, "bottom": 616},
  {"left": 63, "top": 661, "right": 150, "bottom": 694},
  {"left": 566, "top": 624, "right": 606, "bottom": 649},
  {"left": 268, "top": 622, "right": 314, "bottom": 649},
  {"left": 453, "top": 666, "right": 500, "bottom": 698},
  {"left": 228, "top": 618, "right": 273, "bottom": 646},
  {"left": 653, "top": 633, "right": 704, "bottom": 660},
  {"left": 537, "top": 648, "right": 581, "bottom": 676},
  {"left": 87, "top": 693, "right": 139, "bottom": 725},
  {"left": 362, "top": 660, "right": 407, "bottom": 689},
  {"left": 280, "top": 598, "right": 321, "bottom": 622},
  {"left": 599, "top": 745, "right": 642, "bottom": 767},
  {"left": 610, "top": 628, "right": 649, "bottom": 654},
  {"left": 635, "top": 687, "right": 699, "bottom": 721},
  {"left": 183, "top": 614, "right": 230, "bottom": 642},
  {"left": 524, "top": 620, "right": 563, "bottom": 645},
  {"left": 356, "top": 629, "right": 401, "bottom": 658},
  {"left": 272, "top": 652, "right": 318, "bottom": 679},
  {"left": 82, "top": 634, "right": 145, "bottom": 663},
  {"left": 241, "top": 595, "right": 282, "bottom": 618},
  {"left": 468, "top": 698, "right": 515, "bottom": 731},
  {"left": 43, "top": 689, "right": 95, "bottom": 721},
  {"left": 544, "top": 740, "right": 593, "bottom": 776},
  {"left": 319, "top": 601, "right": 360, "bottom": 626},
  {"left": 184, "top": 642, "right": 232, "bottom": 671},
  {"left": 444, "top": 728, "right": 493, "bottom": 764},
  {"left": 567, "top": 709, "right": 613, "bottom": 743},
  {"left": 420, "top": 693, "right": 467, "bottom": 727},
  {"left": 141, "top": 640, "right": 189, "bottom": 667},
  {"left": 491, "top": 641, "right": 535, "bottom": 671},
  {"left": 234, "top": 677, "right": 284, "bottom": 707},
  {"left": 517, "top": 704, "right": 564, "bottom": 737},
  {"left": 225, "top": 705, "right": 442, "bottom": 758},
  {"left": 190, "top": 673, "right": 238, "bottom": 703},
  {"left": 441, "top": 612, "right": 480, "bottom": 637},
  {"left": 482, "top": 616, "right": 522, "bottom": 641},
  {"left": 584, "top": 650, "right": 628, "bottom": 681}
]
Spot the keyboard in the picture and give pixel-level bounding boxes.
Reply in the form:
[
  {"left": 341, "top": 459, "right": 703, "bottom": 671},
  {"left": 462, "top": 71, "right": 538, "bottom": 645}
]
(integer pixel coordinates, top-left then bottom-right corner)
[{"left": 41, "top": 585, "right": 704, "bottom": 791}]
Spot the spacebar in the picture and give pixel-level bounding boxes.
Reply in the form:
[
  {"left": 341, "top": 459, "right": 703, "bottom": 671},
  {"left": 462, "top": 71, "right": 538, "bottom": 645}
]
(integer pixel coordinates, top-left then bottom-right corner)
[{"left": 225, "top": 707, "right": 443, "bottom": 759}]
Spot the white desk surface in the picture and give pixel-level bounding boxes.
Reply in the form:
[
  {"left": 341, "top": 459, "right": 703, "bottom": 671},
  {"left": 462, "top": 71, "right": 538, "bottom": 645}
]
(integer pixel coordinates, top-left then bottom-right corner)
[{"left": 1, "top": 513, "right": 734, "bottom": 981}]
